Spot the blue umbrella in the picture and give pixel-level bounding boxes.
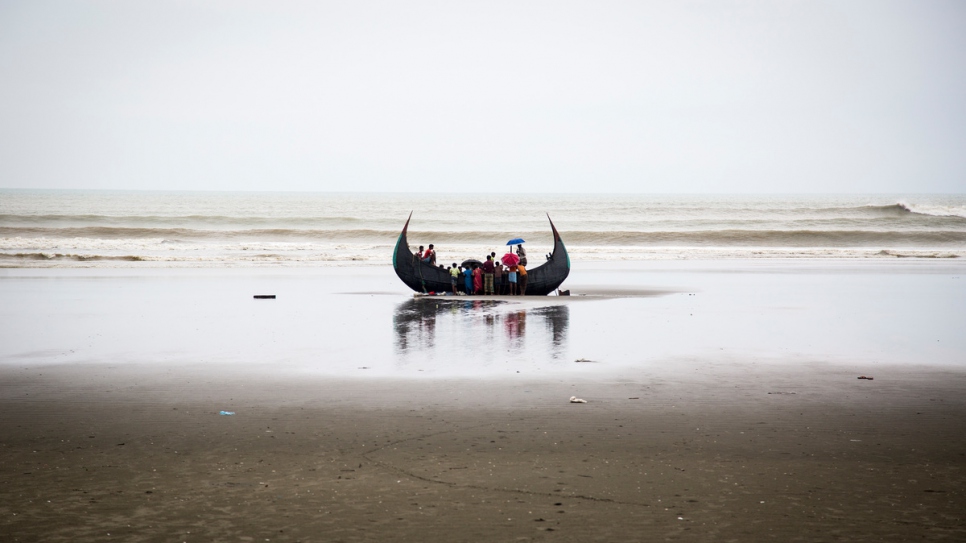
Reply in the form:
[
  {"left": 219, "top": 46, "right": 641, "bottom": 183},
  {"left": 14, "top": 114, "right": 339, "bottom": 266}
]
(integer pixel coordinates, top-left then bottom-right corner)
[{"left": 506, "top": 238, "right": 526, "bottom": 245}]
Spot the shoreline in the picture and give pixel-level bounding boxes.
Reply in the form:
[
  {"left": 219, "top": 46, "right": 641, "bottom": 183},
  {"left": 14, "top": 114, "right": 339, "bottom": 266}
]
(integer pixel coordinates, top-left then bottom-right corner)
[
  {"left": 2, "top": 249, "right": 964, "bottom": 269},
  {"left": 3, "top": 256, "right": 965, "bottom": 271}
]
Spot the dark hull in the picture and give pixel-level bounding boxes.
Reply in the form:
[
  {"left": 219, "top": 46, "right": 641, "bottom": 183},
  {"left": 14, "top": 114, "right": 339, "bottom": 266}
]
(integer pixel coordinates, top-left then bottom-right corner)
[{"left": 392, "top": 214, "right": 571, "bottom": 296}]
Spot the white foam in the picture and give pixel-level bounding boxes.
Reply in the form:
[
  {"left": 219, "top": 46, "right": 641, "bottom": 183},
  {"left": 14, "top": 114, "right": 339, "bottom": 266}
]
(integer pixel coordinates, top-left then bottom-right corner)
[{"left": 897, "top": 200, "right": 966, "bottom": 219}]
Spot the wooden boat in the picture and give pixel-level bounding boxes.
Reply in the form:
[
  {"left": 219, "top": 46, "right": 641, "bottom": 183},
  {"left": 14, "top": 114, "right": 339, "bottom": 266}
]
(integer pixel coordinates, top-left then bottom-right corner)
[{"left": 392, "top": 213, "right": 571, "bottom": 296}]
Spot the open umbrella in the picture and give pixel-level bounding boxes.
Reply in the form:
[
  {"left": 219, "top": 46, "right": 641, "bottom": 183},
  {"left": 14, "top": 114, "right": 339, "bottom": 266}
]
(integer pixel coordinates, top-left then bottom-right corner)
[
  {"left": 461, "top": 259, "right": 483, "bottom": 269},
  {"left": 501, "top": 253, "right": 519, "bottom": 266},
  {"left": 506, "top": 238, "right": 526, "bottom": 246}
]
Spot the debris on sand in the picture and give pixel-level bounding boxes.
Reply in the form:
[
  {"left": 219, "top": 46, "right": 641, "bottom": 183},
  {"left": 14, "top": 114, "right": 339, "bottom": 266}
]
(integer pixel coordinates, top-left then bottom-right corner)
[
  {"left": 857, "top": 376, "right": 874, "bottom": 380},
  {"left": 219, "top": 411, "right": 235, "bottom": 416},
  {"left": 570, "top": 396, "right": 587, "bottom": 403},
  {"left": 575, "top": 358, "right": 598, "bottom": 363}
]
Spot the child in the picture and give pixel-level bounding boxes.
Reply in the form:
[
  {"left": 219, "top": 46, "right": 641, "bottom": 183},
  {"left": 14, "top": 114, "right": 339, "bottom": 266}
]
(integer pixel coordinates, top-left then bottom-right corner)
[
  {"left": 449, "top": 263, "right": 459, "bottom": 294},
  {"left": 507, "top": 264, "right": 518, "bottom": 295}
]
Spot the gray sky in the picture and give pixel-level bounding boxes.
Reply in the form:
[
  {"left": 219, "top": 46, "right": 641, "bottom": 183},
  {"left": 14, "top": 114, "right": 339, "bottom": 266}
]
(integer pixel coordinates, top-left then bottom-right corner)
[{"left": 1, "top": 0, "right": 964, "bottom": 193}]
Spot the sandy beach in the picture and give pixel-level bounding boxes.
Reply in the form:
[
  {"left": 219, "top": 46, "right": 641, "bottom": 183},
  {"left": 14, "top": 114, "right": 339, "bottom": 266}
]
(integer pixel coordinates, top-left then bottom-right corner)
[{"left": 2, "top": 261, "right": 965, "bottom": 541}]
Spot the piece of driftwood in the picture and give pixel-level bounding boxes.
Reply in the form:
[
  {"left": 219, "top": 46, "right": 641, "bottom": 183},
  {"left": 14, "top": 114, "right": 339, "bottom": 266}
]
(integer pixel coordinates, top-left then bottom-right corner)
[{"left": 253, "top": 295, "right": 276, "bottom": 299}]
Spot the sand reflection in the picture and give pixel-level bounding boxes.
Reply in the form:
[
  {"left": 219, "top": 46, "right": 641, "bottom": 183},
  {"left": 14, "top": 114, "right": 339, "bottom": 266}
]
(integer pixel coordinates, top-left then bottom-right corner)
[{"left": 393, "top": 299, "right": 569, "bottom": 365}]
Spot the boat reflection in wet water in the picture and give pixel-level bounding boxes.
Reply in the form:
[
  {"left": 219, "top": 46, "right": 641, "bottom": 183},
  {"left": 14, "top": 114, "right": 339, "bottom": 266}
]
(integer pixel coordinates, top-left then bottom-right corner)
[{"left": 392, "top": 299, "right": 569, "bottom": 370}]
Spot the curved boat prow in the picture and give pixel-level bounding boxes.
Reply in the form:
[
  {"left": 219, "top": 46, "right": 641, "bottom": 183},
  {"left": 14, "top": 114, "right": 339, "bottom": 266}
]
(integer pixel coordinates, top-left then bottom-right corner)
[
  {"left": 392, "top": 211, "right": 421, "bottom": 290},
  {"left": 402, "top": 211, "right": 412, "bottom": 235},
  {"left": 526, "top": 214, "right": 569, "bottom": 294},
  {"left": 549, "top": 214, "right": 569, "bottom": 269}
]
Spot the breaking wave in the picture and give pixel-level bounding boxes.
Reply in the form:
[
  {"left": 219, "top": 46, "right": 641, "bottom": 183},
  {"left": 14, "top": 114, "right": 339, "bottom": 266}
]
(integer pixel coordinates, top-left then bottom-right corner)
[
  {"left": 0, "top": 213, "right": 368, "bottom": 226},
  {"left": 0, "top": 252, "right": 148, "bottom": 262},
  {"left": 553, "top": 229, "right": 966, "bottom": 247},
  {"left": 858, "top": 202, "right": 966, "bottom": 218},
  {"left": 0, "top": 226, "right": 398, "bottom": 241},
  {"left": 3, "top": 227, "right": 965, "bottom": 247}
]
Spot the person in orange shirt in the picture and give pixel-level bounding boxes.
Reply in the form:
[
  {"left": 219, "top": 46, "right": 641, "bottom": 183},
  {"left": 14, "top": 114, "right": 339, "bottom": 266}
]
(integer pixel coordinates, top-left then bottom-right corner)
[{"left": 517, "top": 262, "right": 528, "bottom": 295}]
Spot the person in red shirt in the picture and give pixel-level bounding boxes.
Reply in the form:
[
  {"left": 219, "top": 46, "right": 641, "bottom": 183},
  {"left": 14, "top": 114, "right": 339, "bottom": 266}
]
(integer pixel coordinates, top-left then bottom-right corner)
[
  {"left": 422, "top": 244, "right": 436, "bottom": 265},
  {"left": 472, "top": 264, "right": 483, "bottom": 295}
]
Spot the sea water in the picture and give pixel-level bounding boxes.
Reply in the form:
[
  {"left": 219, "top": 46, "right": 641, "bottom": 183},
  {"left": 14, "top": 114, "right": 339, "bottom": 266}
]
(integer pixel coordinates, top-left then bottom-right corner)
[{"left": 1, "top": 190, "right": 965, "bottom": 266}]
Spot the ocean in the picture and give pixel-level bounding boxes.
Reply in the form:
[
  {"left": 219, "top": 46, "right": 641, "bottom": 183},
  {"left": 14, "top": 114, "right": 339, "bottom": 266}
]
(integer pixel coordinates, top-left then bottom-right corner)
[{"left": 1, "top": 190, "right": 964, "bottom": 266}]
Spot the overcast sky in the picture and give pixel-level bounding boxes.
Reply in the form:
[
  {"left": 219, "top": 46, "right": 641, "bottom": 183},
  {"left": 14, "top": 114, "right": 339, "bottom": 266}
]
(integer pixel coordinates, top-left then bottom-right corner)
[{"left": 1, "top": 1, "right": 964, "bottom": 193}]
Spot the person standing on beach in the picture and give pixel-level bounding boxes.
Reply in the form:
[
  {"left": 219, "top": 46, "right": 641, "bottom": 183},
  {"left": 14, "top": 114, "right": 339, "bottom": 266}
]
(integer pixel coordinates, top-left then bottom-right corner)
[
  {"left": 517, "top": 262, "right": 528, "bottom": 296},
  {"left": 472, "top": 264, "right": 483, "bottom": 295},
  {"left": 507, "top": 264, "right": 518, "bottom": 295},
  {"left": 482, "top": 255, "right": 495, "bottom": 295},
  {"left": 449, "top": 263, "right": 459, "bottom": 294},
  {"left": 463, "top": 264, "right": 473, "bottom": 294},
  {"left": 493, "top": 261, "right": 503, "bottom": 295},
  {"left": 516, "top": 244, "right": 527, "bottom": 266}
]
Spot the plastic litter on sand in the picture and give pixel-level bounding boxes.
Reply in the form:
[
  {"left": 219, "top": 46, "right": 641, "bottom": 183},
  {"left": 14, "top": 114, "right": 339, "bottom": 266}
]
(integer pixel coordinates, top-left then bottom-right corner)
[
  {"left": 570, "top": 396, "right": 587, "bottom": 404},
  {"left": 219, "top": 411, "right": 235, "bottom": 416}
]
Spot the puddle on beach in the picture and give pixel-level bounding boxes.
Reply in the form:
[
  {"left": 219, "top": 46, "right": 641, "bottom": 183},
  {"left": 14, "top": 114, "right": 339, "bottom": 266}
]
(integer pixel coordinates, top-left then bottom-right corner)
[{"left": 392, "top": 299, "right": 570, "bottom": 370}]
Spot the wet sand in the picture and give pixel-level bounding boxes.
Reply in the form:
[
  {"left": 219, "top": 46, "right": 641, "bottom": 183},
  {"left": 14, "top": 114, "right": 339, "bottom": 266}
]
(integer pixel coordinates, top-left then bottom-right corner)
[
  {"left": 2, "top": 362, "right": 966, "bottom": 542},
  {"left": 2, "top": 262, "right": 965, "bottom": 541}
]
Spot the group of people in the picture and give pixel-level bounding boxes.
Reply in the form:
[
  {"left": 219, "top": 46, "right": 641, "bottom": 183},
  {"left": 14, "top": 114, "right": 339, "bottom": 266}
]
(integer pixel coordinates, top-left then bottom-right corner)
[{"left": 415, "top": 244, "right": 529, "bottom": 296}]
